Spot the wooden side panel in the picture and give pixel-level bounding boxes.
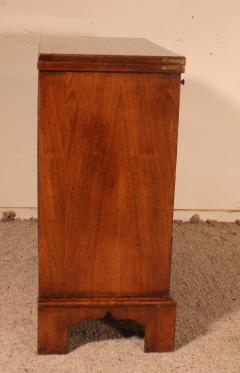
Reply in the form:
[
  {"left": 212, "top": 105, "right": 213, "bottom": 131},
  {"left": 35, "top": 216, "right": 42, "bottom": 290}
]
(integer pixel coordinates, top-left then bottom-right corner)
[{"left": 38, "top": 71, "right": 180, "bottom": 298}]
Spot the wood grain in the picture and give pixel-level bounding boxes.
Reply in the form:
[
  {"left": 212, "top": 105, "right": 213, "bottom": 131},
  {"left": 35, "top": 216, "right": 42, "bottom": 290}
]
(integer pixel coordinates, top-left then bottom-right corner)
[
  {"left": 38, "top": 60, "right": 184, "bottom": 73},
  {"left": 38, "top": 71, "right": 180, "bottom": 299},
  {"left": 38, "top": 37, "right": 184, "bottom": 353}
]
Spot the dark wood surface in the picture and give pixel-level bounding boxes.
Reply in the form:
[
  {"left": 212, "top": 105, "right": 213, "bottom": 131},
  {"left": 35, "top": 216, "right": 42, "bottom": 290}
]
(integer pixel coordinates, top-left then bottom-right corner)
[
  {"left": 39, "top": 36, "right": 182, "bottom": 56},
  {"left": 38, "top": 71, "right": 180, "bottom": 299},
  {"left": 38, "top": 36, "right": 185, "bottom": 73},
  {"left": 38, "top": 37, "right": 184, "bottom": 353}
]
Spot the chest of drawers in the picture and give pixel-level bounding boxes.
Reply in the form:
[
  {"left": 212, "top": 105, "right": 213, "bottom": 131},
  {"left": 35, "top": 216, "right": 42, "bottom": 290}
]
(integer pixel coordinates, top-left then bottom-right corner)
[{"left": 37, "top": 36, "right": 185, "bottom": 354}]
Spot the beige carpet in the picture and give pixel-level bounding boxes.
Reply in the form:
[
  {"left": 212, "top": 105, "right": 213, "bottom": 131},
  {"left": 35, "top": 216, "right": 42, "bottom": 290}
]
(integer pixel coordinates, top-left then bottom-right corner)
[{"left": 0, "top": 220, "right": 240, "bottom": 373}]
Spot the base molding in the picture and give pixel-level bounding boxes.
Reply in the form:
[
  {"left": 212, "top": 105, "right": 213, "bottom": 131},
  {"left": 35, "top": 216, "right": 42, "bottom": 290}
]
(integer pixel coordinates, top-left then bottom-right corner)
[
  {"left": 38, "top": 296, "right": 176, "bottom": 354},
  {"left": 38, "top": 296, "right": 175, "bottom": 307}
]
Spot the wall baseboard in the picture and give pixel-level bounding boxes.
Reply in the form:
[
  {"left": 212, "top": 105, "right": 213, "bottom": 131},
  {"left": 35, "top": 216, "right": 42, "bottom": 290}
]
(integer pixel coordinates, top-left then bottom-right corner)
[
  {"left": 0, "top": 207, "right": 38, "bottom": 220},
  {"left": 0, "top": 207, "right": 240, "bottom": 222},
  {"left": 174, "top": 209, "right": 240, "bottom": 222}
]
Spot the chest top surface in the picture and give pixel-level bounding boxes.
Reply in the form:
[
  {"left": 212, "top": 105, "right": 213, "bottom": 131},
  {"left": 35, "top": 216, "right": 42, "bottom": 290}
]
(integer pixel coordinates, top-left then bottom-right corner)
[{"left": 38, "top": 36, "right": 185, "bottom": 73}]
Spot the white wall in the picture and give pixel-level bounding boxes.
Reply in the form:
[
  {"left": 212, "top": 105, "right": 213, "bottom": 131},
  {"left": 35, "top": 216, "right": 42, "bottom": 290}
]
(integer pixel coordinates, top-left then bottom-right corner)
[{"left": 0, "top": 0, "right": 239, "bottom": 218}]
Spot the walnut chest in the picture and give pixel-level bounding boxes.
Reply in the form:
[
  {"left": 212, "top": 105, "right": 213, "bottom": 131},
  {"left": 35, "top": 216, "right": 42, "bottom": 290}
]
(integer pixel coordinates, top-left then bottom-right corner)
[{"left": 37, "top": 36, "right": 185, "bottom": 354}]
